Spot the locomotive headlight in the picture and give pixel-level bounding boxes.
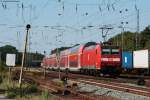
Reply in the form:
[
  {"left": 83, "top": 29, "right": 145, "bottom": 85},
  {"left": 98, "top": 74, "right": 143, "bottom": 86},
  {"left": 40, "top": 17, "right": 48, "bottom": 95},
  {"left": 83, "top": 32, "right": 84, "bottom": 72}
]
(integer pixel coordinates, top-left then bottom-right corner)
[
  {"left": 101, "top": 58, "right": 120, "bottom": 62},
  {"left": 101, "top": 58, "right": 108, "bottom": 61},
  {"left": 112, "top": 58, "right": 120, "bottom": 61}
]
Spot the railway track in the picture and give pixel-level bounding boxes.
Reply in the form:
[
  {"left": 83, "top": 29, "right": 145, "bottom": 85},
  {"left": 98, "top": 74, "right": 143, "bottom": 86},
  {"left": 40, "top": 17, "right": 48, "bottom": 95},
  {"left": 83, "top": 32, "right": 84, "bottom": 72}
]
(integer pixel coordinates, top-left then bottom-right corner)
[
  {"left": 12, "top": 67, "right": 150, "bottom": 79},
  {"left": 23, "top": 74, "right": 97, "bottom": 100},
  {"left": 45, "top": 71, "right": 150, "bottom": 97},
  {"left": 12, "top": 68, "right": 150, "bottom": 98},
  {"left": 39, "top": 70, "right": 150, "bottom": 97},
  {"left": 12, "top": 67, "right": 150, "bottom": 89},
  {"left": 76, "top": 79, "right": 150, "bottom": 97},
  {"left": 43, "top": 70, "right": 150, "bottom": 87}
]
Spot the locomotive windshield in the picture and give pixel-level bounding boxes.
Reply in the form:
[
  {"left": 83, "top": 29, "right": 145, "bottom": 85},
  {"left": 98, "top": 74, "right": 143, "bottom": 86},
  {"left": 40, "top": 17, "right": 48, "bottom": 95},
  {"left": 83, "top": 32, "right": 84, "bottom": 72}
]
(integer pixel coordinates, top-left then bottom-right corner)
[
  {"left": 111, "top": 49, "right": 119, "bottom": 54},
  {"left": 102, "top": 46, "right": 119, "bottom": 55},
  {"left": 102, "top": 49, "right": 111, "bottom": 54}
]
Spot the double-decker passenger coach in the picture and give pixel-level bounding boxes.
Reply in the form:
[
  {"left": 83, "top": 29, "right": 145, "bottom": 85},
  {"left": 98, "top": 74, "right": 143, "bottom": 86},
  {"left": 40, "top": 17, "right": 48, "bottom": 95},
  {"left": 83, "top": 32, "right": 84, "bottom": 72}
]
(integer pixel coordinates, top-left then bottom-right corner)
[{"left": 42, "top": 42, "right": 122, "bottom": 76}]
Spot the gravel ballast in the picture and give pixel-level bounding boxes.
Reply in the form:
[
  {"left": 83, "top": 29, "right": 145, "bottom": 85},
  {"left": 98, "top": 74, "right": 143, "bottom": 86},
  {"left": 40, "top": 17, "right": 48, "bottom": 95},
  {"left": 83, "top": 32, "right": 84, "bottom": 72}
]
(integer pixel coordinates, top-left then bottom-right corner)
[{"left": 77, "top": 82, "right": 150, "bottom": 100}]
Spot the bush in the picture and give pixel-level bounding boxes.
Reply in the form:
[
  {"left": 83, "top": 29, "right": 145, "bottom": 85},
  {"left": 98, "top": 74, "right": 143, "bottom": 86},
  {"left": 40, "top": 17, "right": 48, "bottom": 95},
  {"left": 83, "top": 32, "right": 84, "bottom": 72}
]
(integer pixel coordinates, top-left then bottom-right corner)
[
  {"left": 6, "top": 86, "right": 19, "bottom": 98},
  {"left": 6, "top": 92, "right": 17, "bottom": 98},
  {"left": 0, "top": 62, "right": 6, "bottom": 72},
  {"left": 24, "top": 84, "right": 38, "bottom": 94},
  {"left": 41, "top": 90, "right": 49, "bottom": 100},
  {"left": 5, "top": 83, "right": 38, "bottom": 98},
  {"left": 0, "top": 76, "right": 3, "bottom": 84}
]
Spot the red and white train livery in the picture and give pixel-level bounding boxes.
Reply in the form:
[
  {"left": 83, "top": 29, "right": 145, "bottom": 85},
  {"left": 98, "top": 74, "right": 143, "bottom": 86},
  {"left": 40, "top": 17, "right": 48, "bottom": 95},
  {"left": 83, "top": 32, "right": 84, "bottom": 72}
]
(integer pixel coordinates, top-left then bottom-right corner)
[{"left": 42, "top": 42, "right": 122, "bottom": 75}]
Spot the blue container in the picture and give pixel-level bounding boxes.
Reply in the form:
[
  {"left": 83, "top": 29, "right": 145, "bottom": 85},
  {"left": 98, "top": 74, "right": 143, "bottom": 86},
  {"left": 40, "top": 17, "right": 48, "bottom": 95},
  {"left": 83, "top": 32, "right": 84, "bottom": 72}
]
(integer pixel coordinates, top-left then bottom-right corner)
[{"left": 122, "top": 51, "right": 133, "bottom": 69}]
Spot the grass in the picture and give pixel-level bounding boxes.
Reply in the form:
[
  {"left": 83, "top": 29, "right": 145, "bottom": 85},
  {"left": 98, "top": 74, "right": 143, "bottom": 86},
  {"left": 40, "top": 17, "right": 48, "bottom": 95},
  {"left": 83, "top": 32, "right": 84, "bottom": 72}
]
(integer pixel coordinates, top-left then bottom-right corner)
[
  {"left": 0, "top": 71, "right": 55, "bottom": 100},
  {"left": 40, "top": 89, "right": 50, "bottom": 100},
  {"left": 4, "top": 80, "right": 39, "bottom": 98},
  {"left": 0, "top": 64, "right": 55, "bottom": 100}
]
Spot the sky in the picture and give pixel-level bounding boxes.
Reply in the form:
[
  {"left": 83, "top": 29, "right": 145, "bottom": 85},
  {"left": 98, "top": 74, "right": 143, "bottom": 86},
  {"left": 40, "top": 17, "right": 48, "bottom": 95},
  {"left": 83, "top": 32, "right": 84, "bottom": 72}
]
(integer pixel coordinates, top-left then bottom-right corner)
[{"left": 0, "top": 0, "right": 150, "bottom": 54}]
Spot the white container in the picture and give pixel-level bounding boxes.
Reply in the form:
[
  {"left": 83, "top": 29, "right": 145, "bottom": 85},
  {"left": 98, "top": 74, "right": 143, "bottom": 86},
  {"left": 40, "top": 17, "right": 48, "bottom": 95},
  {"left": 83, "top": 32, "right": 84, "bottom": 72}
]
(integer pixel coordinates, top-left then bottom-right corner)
[{"left": 133, "top": 50, "right": 149, "bottom": 68}]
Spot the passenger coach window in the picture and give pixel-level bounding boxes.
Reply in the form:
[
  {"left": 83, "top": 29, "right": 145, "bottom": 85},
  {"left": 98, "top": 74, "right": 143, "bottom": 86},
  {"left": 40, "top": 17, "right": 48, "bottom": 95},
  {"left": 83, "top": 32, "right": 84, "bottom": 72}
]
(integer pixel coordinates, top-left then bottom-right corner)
[
  {"left": 111, "top": 49, "right": 119, "bottom": 54},
  {"left": 85, "top": 45, "right": 96, "bottom": 50},
  {"left": 102, "top": 49, "right": 110, "bottom": 54}
]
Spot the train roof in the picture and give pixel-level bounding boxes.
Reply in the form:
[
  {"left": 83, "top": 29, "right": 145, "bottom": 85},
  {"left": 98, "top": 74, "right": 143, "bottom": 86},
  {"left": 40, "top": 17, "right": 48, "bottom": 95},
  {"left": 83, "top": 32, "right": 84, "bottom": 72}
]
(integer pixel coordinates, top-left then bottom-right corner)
[
  {"left": 69, "top": 44, "right": 83, "bottom": 54},
  {"left": 60, "top": 49, "right": 69, "bottom": 55},
  {"left": 101, "top": 45, "right": 120, "bottom": 49},
  {"left": 69, "top": 42, "right": 98, "bottom": 54},
  {"left": 83, "top": 42, "right": 97, "bottom": 47},
  {"left": 50, "top": 42, "right": 120, "bottom": 55},
  {"left": 47, "top": 53, "right": 56, "bottom": 58}
]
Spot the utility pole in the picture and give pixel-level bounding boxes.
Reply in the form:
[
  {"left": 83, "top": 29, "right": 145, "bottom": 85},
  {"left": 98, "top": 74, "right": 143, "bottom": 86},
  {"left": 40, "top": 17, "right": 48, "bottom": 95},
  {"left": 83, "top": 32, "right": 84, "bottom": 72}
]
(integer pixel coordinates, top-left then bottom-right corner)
[
  {"left": 116, "top": 36, "right": 119, "bottom": 46},
  {"left": 118, "top": 26, "right": 125, "bottom": 50},
  {"left": 43, "top": 51, "right": 46, "bottom": 78},
  {"left": 57, "top": 48, "right": 60, "bottom": 80},
  {"left": 119, "top": 8, "right": 128, "bottom": 51},
  {"left": 56, "top": 36, "right": 60, "bottom": 80},
  {"left": 99, "top": 26, "right": 113, "bottom": 42},
  {"left": 135, "top": 7, "right": 140, "bottom": 49},
  {"left": 19, "top": 24, "right": 31, "bottom": 91}
]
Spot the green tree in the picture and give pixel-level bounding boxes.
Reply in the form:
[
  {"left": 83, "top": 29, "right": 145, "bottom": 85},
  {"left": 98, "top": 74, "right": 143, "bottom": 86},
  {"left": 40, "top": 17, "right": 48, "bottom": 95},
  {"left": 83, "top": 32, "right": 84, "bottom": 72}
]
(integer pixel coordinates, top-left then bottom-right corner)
[
  {"left": 140, "top": 25, "right": 150, "bottom": 48},
  {"left": 0, "top": 45, "right": 18, "bottom": 63},
  {"left": 108, "top": 31, "right": 136, "bottom": 51}
]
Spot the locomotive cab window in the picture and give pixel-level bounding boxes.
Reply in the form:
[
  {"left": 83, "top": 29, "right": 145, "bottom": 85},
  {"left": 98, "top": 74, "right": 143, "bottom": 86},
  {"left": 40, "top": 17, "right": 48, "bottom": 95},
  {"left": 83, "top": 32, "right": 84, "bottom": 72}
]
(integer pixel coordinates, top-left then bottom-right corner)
[
  {"left": 102, "top": 49, "right": 110, "bottom": 54},
  {"left": 111, "top": 49, "right": 119, "bottom": 54}
]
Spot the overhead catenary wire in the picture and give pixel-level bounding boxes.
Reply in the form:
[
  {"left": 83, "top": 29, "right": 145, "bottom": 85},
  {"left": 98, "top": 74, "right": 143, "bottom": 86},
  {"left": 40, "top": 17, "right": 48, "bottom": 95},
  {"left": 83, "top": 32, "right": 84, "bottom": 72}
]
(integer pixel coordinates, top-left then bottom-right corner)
[{"left": 0, "top": 0, "right": 150, "bottom": 53}]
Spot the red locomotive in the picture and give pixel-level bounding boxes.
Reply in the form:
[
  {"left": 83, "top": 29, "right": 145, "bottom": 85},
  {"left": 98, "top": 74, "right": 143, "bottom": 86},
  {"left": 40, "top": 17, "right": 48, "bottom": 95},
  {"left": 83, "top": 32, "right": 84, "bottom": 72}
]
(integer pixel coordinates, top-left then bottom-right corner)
[{"left": 41, "top": 42, "right": 122, "bottom": 76}]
